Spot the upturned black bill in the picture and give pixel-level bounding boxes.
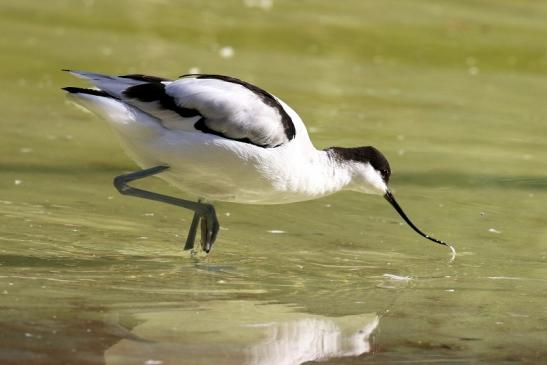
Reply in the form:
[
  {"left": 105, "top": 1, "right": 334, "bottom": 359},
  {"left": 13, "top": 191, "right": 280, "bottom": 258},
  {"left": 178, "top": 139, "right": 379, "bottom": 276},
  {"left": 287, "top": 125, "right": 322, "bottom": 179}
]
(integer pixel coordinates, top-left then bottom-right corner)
[{"left": 384, "top": 190, "right": 450, "bottom": 247}]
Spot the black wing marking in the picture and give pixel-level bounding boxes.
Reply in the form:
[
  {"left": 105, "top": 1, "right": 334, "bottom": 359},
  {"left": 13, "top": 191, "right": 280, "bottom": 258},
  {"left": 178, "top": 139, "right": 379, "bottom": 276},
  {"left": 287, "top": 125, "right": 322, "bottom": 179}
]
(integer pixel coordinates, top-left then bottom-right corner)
[
  {"left": 122, "top": 74, "right": 296, "bottom": 148},
  {"left": 193, "top": 118, "right": 270, "bottom": 148},
  {"left": 123, "top": 83, "right": 201, "bottom": 118},
  {"left": 185, "top": 74, "right": 296, "bottom": 142},
  {"left": 62, "top": 87, "right": 118, "bottom": 99},
  {"left": 119, "top": 74, "right": 171, "bottom": 83}
]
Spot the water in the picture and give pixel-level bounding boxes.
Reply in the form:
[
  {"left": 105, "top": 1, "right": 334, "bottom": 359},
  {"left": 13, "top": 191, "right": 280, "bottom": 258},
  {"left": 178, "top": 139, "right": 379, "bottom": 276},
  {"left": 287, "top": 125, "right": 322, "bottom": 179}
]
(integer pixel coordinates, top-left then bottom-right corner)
[{"left": 1, "top": 1, "right": 547, "bottom": 364}]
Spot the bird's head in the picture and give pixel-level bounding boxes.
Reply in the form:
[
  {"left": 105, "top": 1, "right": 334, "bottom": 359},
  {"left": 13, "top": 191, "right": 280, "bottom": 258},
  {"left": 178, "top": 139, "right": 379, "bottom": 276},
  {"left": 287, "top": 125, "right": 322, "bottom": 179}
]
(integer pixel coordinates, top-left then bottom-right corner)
[
  {"left": 327, "top": 146, "right": 390, "bottom": 195},
  {"left": 326, "top": 146, "right": 452, "bottom": 250}
]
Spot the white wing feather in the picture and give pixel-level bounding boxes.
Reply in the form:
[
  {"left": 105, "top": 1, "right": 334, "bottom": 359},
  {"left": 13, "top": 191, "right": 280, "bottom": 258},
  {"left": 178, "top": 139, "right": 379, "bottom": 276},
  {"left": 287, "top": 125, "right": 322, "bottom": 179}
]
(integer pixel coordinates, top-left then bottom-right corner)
[
  {"left": 166, "top": 77, "right": 289, "bottom": 146},
  {"left": 67, "top": 71, "right": 293, "bottom": 147}
]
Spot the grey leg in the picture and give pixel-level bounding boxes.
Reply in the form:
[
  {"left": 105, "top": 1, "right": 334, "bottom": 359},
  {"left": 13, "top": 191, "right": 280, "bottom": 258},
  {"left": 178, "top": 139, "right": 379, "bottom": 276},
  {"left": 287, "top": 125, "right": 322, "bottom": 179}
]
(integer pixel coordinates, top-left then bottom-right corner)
[
  {"left": 113, "top": 165, "right": 220, "bottom": 252},
  {"left": 184, "top": 212, "right": 201, "bottom": 251},
  {"left": 200, "top": 210, "right": 219, "bottom": 253},
  {"left": 199, "top": 206, "right": 219, "bottom": 253}
]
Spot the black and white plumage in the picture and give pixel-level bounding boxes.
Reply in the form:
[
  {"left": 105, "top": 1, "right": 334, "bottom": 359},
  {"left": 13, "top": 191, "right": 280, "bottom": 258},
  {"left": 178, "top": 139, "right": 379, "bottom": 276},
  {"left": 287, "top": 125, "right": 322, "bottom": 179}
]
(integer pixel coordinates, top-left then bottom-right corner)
[
  {"left": 63, "top": 70, "right": 454, "bottom": 255},
  {"left": 66, "top": 71, "right": 295, "bottom": 148}
]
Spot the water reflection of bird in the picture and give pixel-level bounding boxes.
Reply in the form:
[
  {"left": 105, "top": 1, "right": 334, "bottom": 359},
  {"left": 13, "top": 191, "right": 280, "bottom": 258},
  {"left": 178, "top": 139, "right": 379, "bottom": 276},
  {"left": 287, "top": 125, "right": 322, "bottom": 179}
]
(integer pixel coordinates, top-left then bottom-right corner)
[
  {"left": 63, "top": 70, "right": 453, "bottom": 254},
  {"left": 103, "top": 301, "right": 380, "bottom": 365},
  {"left": 248, "top": 315, "right": 379, "bottom": 365}
]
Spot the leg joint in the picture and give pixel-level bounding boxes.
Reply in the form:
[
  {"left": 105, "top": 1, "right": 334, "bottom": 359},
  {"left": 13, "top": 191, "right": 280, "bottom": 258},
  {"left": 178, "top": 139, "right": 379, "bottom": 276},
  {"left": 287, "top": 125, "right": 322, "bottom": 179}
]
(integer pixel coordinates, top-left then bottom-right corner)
[
  {"left": 202, "top": 203, "right": 216, "bottom": 217},
  {"left": 113, "top": 175, "right": 130, "bottom": 194}
]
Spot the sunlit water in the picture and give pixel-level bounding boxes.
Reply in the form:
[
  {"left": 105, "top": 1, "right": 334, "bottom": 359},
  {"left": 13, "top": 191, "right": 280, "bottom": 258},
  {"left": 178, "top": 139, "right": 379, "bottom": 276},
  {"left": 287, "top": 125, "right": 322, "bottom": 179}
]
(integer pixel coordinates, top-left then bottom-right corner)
[{"left": 1, "top": 1, "right": 547, "bottom": 364}]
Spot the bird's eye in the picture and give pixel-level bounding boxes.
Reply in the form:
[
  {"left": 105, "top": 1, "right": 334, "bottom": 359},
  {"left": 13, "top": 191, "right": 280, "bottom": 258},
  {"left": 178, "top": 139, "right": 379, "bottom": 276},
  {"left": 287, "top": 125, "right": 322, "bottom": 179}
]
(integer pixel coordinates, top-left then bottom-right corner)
[{"left": 380, "top": 170, "right": 390, "bottom": 183}]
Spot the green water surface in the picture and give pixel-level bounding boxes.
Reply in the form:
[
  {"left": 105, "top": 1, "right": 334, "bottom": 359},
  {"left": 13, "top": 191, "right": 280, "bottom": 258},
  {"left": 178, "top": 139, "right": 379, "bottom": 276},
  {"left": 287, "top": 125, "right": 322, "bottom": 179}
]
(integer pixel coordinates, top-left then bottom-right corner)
[{"left": 1, "top": 1, "right": 547, "bottom": 364}]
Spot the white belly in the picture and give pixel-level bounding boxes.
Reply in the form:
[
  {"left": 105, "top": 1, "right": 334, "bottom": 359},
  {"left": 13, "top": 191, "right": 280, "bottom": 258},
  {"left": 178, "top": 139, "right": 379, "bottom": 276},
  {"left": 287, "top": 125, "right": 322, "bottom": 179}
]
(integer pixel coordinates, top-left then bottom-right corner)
[{"left": 116, "top": 131, "right": 330, "bottom": 204}]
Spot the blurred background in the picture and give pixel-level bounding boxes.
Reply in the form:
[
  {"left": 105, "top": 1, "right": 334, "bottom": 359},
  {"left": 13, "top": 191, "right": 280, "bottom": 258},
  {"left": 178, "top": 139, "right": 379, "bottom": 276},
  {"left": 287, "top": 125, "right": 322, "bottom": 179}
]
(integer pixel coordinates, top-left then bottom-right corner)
[{"left": 1, "top": 1, "right": 546, "bottom": 364}]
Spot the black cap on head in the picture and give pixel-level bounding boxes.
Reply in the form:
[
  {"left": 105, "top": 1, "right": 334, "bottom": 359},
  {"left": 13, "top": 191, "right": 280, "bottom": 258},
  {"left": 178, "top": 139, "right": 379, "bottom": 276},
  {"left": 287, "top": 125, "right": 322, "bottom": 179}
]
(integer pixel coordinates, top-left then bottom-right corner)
[{"left": 326, "top": 146, "right": 391, "bottom": 184}]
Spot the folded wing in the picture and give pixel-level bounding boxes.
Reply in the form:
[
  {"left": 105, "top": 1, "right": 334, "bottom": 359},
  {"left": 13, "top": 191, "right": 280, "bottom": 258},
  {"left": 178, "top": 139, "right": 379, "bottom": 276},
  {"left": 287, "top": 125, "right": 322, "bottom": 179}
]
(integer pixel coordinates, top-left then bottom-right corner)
[{"left": 65, "top": 71, "right": 295, "bottom": 148}]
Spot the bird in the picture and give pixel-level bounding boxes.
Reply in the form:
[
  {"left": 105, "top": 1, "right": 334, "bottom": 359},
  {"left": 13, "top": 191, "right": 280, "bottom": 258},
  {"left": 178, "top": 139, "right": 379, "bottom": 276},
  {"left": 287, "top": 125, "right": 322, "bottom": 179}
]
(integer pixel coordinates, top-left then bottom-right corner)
[{"left": 62, "top": 70, "right": 454, "bottom": 255}]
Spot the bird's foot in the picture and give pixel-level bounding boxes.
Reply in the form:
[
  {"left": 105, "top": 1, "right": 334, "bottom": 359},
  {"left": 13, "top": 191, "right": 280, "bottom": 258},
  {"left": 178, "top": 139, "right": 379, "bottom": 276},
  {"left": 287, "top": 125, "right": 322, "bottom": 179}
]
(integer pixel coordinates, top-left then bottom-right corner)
[
  {"left": 199, "top": 204, "right": 219, "bottom": 253},
  {"left": 183, "top": 202, "right": 219, "bottom": 253}
]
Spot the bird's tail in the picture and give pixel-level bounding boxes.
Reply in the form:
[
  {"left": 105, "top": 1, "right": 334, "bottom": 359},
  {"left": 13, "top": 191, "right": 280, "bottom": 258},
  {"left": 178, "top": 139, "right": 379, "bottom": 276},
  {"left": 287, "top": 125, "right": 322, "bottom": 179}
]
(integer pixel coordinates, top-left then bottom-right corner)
[
  {"left": 62, "top": 69, "right": 156, "bottom": 98},
  {"left": 62, "top": 70, "right": 163, "bottom": 138}
]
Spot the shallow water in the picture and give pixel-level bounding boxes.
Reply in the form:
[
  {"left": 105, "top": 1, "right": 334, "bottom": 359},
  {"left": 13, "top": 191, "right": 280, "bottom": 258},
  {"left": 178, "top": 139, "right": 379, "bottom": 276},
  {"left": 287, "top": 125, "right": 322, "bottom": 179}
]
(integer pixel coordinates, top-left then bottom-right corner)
[{"left": 1, "top": 1, "right": 547, "bottom": 364}]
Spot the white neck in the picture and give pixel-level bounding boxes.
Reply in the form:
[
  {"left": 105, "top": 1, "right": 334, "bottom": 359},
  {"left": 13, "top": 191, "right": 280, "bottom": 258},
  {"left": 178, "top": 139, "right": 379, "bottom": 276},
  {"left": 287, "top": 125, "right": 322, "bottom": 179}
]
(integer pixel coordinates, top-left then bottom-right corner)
[{"left": 275, "top": 148, "right": 354, "bottom": 200}]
